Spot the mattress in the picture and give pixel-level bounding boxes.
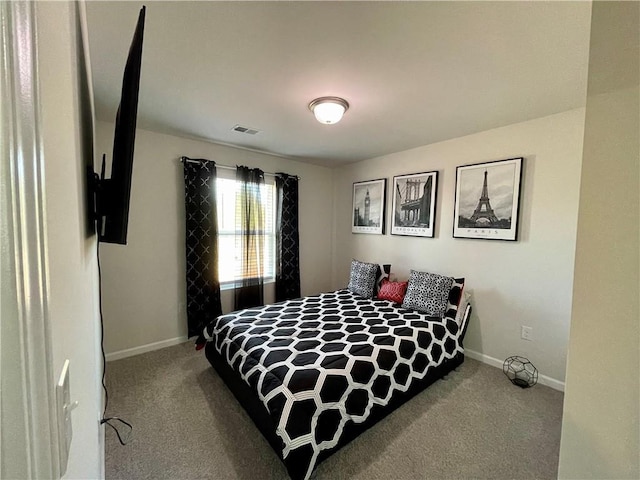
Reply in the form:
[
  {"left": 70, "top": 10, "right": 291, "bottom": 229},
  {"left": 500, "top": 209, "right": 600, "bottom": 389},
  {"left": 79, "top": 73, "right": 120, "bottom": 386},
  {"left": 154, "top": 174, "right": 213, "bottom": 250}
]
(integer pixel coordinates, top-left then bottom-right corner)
[{"left": 200, "top": 289, "right": 464, "bottom": 479}]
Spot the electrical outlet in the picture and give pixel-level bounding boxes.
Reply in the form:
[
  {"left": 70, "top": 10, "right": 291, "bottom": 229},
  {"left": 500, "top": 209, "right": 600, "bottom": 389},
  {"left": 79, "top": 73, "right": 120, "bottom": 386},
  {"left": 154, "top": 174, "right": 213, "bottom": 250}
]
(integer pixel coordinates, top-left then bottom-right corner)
[{"left": 521, "top": 326, "right": 533, "bottom": 341}]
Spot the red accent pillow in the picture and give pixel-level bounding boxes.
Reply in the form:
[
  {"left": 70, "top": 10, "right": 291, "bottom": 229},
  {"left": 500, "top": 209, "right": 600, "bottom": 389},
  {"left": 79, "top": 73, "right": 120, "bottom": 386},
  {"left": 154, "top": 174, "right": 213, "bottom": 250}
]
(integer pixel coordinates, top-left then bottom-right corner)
[{"left": 377, "top": 279, "right": 408, "bottom": 304}]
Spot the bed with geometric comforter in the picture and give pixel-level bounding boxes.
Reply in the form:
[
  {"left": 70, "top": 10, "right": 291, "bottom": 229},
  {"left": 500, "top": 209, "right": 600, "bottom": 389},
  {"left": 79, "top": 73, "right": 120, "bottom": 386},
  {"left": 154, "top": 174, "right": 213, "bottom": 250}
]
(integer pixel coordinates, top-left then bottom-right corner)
[{"left": 198, "top": 289, "right": 466, "bottom": 480}]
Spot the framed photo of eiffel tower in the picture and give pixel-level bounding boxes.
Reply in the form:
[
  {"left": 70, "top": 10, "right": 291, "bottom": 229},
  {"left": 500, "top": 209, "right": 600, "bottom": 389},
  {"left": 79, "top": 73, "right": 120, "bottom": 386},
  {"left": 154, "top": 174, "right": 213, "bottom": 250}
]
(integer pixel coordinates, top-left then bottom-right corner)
[
  {"left": 453, "top": 157, "right": 524, "bottom": 241},
  {"left": 352, "top": 178, "right": 387, "bottom": 234}
]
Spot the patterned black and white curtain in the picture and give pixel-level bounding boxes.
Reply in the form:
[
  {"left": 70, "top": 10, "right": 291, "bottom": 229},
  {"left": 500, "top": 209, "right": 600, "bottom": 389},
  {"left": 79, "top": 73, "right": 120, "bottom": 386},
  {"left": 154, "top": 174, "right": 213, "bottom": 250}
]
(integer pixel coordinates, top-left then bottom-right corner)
[
  {"left": 275, "top": 174, "right": 301, "bottom": 302},
  {"left": 234, "top": 166, "right": 265, "bottom": 310},
  {"left": 183, "top": 158, "right": 222, "bottom": 338}
]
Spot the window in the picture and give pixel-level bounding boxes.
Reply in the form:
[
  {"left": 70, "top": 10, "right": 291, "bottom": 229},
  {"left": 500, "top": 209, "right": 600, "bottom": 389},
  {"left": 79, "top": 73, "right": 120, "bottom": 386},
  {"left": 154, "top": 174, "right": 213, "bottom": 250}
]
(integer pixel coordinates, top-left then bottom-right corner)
[{"left": 216, "top": 176, "right": 276, "bottom": 284}]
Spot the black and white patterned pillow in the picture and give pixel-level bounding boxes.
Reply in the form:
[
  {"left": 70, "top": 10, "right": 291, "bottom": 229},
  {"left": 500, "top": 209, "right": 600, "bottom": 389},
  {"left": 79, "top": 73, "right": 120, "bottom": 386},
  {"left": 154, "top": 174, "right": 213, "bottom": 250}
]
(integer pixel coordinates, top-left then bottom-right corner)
[
  {"left": 375, "top": 264, "right": 391, "bottom": 296},
  {"left": 402, "top": 270, "right": 454, "bottom": 317},
  {"left": 347, "top": 260, "right": 379, "bottom": 298},
  {"left": 443, "top": 278, "right": 465, "bottom": 321}
]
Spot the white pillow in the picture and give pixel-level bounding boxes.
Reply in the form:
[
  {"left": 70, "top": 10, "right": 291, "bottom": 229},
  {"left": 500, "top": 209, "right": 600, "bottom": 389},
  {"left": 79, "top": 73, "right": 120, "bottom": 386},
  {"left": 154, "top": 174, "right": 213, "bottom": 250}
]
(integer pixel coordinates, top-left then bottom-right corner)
[{"left": 455, "top": 290, "right": 472, "bottom": 328}]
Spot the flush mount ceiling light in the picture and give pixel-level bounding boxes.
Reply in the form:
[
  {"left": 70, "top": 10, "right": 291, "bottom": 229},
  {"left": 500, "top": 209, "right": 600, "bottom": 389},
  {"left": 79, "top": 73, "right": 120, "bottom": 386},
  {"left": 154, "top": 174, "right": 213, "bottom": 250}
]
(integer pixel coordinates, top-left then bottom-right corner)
[{"left": 308, "top": 96, "right": 349, "bottom": 125}]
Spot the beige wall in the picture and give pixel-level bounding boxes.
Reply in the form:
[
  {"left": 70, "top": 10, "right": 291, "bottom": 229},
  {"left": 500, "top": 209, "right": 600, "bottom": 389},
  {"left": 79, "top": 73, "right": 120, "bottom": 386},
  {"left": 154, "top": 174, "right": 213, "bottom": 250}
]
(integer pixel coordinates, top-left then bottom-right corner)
[
  {"left": 558, "top": 2, "right": 640, "bottom": 478},
  {"left": 38, "top": 2, "right": 103, "bottom": 478},
  {"left": 95, "top": 123, "right": 334, "bottom": 356},
  {"left": 331, "top": 109, "right": 585, "bottom": 384}
]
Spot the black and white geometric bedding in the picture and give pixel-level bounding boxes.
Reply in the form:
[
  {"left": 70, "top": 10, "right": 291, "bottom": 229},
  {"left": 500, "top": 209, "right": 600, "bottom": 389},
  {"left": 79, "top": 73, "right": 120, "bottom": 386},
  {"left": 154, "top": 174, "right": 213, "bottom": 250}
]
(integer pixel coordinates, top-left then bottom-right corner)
[{"left": 200, "top": 290, "right": 463, "bottom": 480}]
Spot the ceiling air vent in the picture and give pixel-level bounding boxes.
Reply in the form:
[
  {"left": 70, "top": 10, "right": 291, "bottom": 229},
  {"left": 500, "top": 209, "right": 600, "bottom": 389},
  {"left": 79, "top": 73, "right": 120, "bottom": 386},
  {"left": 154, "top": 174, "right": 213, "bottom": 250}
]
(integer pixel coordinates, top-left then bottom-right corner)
[{"left": 232, "top": 125, "right": 260, "bottom": 135}]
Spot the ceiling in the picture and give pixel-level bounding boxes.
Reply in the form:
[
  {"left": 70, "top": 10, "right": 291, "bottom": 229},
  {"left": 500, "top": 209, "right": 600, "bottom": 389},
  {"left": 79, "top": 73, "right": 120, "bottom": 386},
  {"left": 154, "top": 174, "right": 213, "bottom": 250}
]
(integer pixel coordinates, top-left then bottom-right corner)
[{"left": 86, "top": 1, "right": 592, "bottom": 167}]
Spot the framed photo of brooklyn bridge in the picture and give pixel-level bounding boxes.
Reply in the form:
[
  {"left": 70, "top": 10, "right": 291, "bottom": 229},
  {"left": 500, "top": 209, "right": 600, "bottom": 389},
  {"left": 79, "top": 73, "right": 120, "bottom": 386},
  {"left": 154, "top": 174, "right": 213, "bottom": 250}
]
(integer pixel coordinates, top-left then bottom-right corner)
[
  {"left": 352, "top": 178, "right": 387, "bottom": 234},
  {"left": 453, "top": 157, "right": 524, "bottom": 241},
  {"left": 391, "top": 171, "right": 438, "bottom": 237}
]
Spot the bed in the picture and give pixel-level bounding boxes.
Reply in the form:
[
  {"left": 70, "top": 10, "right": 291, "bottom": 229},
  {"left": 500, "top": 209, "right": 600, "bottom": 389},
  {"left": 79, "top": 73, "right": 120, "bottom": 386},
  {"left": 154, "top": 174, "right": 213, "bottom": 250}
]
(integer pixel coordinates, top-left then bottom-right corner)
[{"left": 198, "top": 277, "right": 471, "bottom": 480}]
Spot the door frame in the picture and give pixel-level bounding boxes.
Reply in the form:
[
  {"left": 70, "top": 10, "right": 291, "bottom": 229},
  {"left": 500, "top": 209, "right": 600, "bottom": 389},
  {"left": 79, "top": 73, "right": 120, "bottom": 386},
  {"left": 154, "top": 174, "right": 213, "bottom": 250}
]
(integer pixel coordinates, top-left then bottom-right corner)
[{"left": 1, "top": 2, "right": 61, "bottom": 477}]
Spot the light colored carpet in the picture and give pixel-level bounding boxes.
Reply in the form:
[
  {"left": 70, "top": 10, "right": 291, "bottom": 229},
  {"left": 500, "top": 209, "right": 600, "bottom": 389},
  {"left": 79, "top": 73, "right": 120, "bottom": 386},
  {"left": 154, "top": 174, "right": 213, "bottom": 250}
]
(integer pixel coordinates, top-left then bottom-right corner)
[{"left": 105, "top": 342, "right": 564, "bottom": 479}]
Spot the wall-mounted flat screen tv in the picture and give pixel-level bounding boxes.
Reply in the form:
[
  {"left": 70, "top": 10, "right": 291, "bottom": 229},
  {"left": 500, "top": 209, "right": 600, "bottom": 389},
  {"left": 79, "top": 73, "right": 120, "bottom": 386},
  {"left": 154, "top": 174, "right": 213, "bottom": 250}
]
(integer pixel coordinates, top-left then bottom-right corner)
[{"left": 94, "top": 6, "right": 145, "bottom": 245}]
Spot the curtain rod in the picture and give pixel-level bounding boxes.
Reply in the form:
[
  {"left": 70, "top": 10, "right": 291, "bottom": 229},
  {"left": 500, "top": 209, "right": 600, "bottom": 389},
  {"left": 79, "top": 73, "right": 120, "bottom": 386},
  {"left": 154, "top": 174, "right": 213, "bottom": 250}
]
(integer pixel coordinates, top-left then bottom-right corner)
[{"left": 178, "top": 156, "right": 300, "bottom": 179}]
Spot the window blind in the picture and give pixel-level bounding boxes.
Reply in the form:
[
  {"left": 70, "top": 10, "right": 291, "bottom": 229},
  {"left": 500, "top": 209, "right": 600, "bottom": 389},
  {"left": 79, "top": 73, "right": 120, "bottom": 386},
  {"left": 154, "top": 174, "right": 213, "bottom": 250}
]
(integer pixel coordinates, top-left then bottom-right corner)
[{"left": 216, "top": 177, "right": 275, "bottom": 283}]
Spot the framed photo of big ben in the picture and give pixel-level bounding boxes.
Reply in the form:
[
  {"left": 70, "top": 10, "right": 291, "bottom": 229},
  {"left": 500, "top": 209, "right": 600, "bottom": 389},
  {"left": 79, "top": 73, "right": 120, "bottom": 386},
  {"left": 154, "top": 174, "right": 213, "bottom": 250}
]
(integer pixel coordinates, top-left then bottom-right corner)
[{"left": 352, "top": 178, "right": 386, "bottom": 235}]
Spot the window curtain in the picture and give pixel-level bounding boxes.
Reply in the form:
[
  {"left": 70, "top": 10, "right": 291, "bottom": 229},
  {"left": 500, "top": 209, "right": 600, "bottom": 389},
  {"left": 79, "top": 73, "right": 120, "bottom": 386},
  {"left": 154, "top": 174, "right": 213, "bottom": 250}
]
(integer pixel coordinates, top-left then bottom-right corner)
[
  {"left": 183, "top": 158, "right": 222, "bottom": 338},
  {"left": 275, "top": 173, "right": 301, "bottom": 302},
  {"left": 234, "top": 166, "right": 265, "bottom": 310}
]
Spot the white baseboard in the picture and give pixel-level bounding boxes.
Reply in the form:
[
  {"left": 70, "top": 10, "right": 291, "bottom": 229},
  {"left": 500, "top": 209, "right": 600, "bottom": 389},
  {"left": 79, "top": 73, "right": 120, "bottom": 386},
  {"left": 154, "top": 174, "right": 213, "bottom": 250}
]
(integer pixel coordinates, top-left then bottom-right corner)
[
  {"left": 105, "top": 339, "right": 565, "bottom": 391},
  {"left": 106, "top": 336, "right": 189, "bottom": 362},
  {"left": 465, "top": 348, "right": 565, "bottom": 392}
]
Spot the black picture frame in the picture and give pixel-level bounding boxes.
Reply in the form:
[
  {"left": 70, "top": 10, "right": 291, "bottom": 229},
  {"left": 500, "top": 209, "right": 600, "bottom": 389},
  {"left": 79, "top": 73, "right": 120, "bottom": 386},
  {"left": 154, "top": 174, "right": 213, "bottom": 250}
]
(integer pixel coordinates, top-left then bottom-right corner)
[
  {"left": 390, "top": 171, "right": 438, "bottom": 238},
  {"left": 453, "top": 157, "right": 524, "bottom": 241},
  {"left": 352, "top": 178, "right": 387, "bottom": 234}
]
